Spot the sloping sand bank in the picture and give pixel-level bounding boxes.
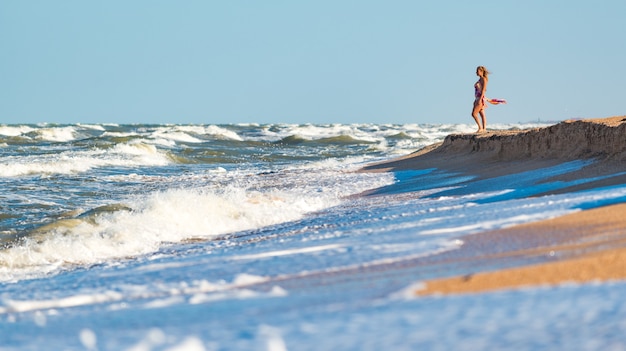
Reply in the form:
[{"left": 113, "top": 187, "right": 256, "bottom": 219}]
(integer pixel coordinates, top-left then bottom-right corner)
[
  {"left": 362, "top": 116, "right": 626, "bottom": 194},
  {"left": 361, "top": 116, "right": 626, "bottom": 295}
]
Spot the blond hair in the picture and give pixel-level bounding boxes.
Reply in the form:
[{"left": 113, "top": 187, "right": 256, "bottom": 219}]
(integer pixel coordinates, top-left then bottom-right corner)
[{"left": 477, "top": 66, "right": 490, "bottom": 79}]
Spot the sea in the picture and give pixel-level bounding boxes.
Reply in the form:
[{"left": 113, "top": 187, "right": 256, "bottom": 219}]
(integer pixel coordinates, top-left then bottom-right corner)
[{"left": 1, "top": 122, "right": 626, "bottom": 350}]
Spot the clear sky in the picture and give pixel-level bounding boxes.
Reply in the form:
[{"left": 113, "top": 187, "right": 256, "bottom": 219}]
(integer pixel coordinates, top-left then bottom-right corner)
[{"left": 1, "top": 1, "right": 625, "bottom": 125}]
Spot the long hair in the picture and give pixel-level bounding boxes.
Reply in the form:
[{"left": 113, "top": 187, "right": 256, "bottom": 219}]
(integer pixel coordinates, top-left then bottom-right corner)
[{"left": 477, "top": 66, "right": 490, "bottom": 80}]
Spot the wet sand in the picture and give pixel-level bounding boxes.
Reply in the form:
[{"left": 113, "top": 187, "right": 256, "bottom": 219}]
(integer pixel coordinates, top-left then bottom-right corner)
[
  {"left": 416, "top": 203, "right": 626, "bottom": 295},
  {"left": 361, "top": 116, "right": 626, "bottom": 295}
]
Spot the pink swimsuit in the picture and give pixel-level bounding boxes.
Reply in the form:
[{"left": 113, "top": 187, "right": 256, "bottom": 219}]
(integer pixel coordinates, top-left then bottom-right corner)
[
  {"left": 474, "top": 81, "right": 485, "bottom": 108},
  {"left": 474, "top": 81, "right": 484, "bottom": 99}
]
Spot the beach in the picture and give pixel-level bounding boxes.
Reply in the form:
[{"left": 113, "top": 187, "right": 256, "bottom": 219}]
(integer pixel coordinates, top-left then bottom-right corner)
[
  {"left": 2, "top": 119, "right": 626, "bottom": 349},
  {"left": 362, "top": 116, "right": 626, "bottom": 296}
]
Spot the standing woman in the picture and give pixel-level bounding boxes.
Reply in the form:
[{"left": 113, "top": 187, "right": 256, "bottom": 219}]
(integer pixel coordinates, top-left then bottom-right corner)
[{"left": 472, "top": 66, "right": 489, "bottom": 132}]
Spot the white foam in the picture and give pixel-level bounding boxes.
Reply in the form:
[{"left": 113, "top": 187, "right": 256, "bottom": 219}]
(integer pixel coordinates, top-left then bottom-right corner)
[
  {"left": 34, "top": 126, "right": 78, "bottom": 142},
  {"left": 232, "top": 273, "right": 270, "bottom": 286},
  {"left": 0, "top": 274, "right": 278, "bottom": 315},
  {"left": 152, "top": 125, "right": 243, "bottom": 142},
  {"left": 0, "top": 163, "right": 396, "bottom": 281},
  {"left": 231, "top": 244, "right": 343, "bottom": 260},
  {"left": 101, "top": 131, "right": 138, "bottom": 138},
  {"left": 0, "top": 189, "right": 306, "bottom": 270},
  {"left": 0, "top": 125, "right": 35, "bottom": 136},
  {"left": 151, "top": 130, "right": 203, "bottom": 144},
  {"left": 0, "top": 291, "right": 125, "bottom": 313},
  {"left": 258, "top": 325, "right": 288, "bottom": 351},
  {"left": 162, "top": 337, "right": 206, "bottom": 351},
  {"left": 76, "top": 124, "right": 106, "bottom": 131},
  {"left": 203, "top": 125, "right": 244, "bottom": 141},
  {"left": 0, "top": 141, "right": 171, "bottom": 177},
  {"left": 79, "top": 329, "right": 98, "bottom": 351}
]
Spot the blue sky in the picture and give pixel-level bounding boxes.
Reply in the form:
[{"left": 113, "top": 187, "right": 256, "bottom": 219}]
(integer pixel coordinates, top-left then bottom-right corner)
[{"left": 1, "top": 1, "right": 625, "bottom": 125}]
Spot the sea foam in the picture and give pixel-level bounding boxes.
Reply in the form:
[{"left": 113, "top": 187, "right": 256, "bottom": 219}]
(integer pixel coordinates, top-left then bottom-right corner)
[
  {"left": 0, "top": 166, "right": 394, "bottom": 282},
  {"left": 0, "top": 141, "right": 171, "bottom": 177}
]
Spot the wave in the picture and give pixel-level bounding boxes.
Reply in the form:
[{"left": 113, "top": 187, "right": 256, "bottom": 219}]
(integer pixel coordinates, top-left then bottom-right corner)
[
  {"left": 0, "top": 122, "right": 556, "bottom": 178},
  {"left": 273, "top": 134, "right": 376, "bottom": 146},
  {"left": 149, "top": 125, "right": 244, "bottom": 143},
  {"left": 0, "top": 125, "right": 36, "bottom": 137},
  {"left": 0, "top": 125, "right": 94, "bottom": 143},
  {"left": 275, "top": 135, "right": 308, "bottom": 145},
  {"left": 0, "top": 124, "right": 246, "bottom": 144},
  {"left": 0, "top": 167, "right": 395, "bottom": 282},
  {"left": 0, "top": 122, "right": 553, "bottom": 144},
  {"left": 0, "top": 141, "right": 171, "bottom": 177},
  {"left": 0, "top": 188, "right": 327, "bottom": 280}
]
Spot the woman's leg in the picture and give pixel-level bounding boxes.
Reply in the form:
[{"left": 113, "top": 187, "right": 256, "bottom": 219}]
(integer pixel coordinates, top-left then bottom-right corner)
[
  {"left": 480, "top": 110, "right": 487, "bottom": 131},
  {"left": 472, "top": 102, "right": 483, "bottom": 132}
]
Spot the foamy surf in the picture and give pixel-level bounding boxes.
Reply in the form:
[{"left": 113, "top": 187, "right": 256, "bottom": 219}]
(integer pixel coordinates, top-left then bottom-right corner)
[
  {"left": 0, "top": 164, "right": 395, "bottom": 282},
  {"left": 0, "top": 141, "right": 171, "bottom": 177}
]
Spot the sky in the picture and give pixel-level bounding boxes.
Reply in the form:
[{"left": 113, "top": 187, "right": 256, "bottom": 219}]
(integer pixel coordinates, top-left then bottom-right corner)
[{"left": 1, "top": 0, "right": 625, "bottom": 125}]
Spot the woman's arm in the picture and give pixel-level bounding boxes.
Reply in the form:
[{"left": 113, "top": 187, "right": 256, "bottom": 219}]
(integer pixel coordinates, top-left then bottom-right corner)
[{"left": 479, "top": 77, "right": 487, "bottom": 99}]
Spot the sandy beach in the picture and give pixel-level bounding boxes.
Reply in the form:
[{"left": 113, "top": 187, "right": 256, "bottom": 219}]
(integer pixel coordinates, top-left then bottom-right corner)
[
  {"left": 416, "top": 203, "right": 626, "bottom": 295},
  {"left": 362, "top": 116, "right": 626, "bottom": 295}
]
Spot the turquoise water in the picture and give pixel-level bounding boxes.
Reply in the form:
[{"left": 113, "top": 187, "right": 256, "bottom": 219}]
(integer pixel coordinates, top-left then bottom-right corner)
[{"left": 1, "top": 122, "right": 625, "bottom": 350}]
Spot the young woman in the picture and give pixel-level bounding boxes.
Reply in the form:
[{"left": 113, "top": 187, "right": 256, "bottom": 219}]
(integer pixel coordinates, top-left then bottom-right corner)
[{"left": 472, "top": 66, "right": 489, "bottom": 133}]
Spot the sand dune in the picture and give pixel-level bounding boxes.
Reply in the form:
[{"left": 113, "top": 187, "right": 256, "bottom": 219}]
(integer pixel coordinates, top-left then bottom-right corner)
[
  {"left": 362, "top": 116, "right": 626, "bottom": 193},
  {"left": 441, "top": 116, "right": 626, "bottom": 161}
]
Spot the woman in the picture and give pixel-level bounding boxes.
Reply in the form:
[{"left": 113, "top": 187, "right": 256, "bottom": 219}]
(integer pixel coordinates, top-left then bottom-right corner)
[{"left": 472, "top": 66, "right": 489, "bottom": 133}]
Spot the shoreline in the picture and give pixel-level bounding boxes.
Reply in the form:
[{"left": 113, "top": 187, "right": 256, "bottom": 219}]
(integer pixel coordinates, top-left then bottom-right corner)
[
  {"left": 416, "top": 203, "right": 626, "bottom": 296},
  {"left": 360, "top": 116, "right": 626, "bottom": 295}
]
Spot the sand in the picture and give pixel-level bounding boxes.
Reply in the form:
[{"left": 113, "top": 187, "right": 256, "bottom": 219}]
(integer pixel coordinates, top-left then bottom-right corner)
[
  {"left": 415, "top": 203, "right": 626, "bottom": 296},
  {"left": 360, "top": 116, "right": 626, "bottom": 295},
  {"left": 361, "top": 116, "right": 626, "bottom": 187}
]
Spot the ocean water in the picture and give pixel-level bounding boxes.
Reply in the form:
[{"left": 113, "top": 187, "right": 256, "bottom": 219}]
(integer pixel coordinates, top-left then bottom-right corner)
[{"left": 1, "top": 122, "right": 626, "bottom": 350}]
